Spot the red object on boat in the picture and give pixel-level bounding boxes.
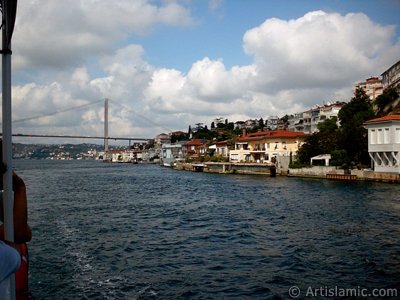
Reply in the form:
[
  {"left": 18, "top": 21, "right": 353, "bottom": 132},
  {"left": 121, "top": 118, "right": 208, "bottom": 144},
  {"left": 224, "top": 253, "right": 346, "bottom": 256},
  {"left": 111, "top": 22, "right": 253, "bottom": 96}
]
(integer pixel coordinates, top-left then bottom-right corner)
[{"left": 15, "top": 243, "right": 29, "bottom": 300}]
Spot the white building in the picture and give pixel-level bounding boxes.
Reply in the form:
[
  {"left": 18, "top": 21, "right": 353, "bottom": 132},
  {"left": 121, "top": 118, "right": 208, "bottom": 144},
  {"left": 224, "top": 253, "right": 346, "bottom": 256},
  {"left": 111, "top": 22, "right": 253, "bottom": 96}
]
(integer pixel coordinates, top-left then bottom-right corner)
[
  {"left": 381, "top": 60, "right": 400, "bottom": 91},
  {"left": 354, "top": 77, "right": 383, "bottom": 101},
  {"left": 154, "top": 133, "right": 171, "bottom": 148},
  {"left": 209, "top": 141, "right": 229, "bottom": 157},
  {"left": 364, "top": 115, "right": 400, "bottom": 173},
  {"left": 161, "top": 143, "right": 183, "bottom": 167},
  {"left": 105, "top": 149, "right": 140, "bottom": 163},
  {"left": 288, "top": 102, "right": 345, "bottom": 134},
  {"left": 266, "top": 116, "right": 280, "bottom": 130},
  {"left": 319, "top": 102, "right": 343, "bottom": 121}
]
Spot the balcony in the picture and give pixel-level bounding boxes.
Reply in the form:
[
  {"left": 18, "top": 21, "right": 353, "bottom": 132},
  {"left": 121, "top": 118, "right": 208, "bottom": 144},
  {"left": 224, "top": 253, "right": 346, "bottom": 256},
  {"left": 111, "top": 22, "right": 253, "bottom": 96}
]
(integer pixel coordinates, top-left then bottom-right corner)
[{"left": 250, "top": 147, "right": 266, "bottom": 153}]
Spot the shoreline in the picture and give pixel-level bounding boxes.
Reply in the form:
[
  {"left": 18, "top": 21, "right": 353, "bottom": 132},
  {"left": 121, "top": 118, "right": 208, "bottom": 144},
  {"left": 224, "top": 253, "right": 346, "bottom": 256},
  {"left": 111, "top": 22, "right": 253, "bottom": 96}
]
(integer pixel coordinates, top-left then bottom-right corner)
[
  {"left": 172, "top": 162, "right": 400, "bottom": 183},
  {"left": 174, "top": 162, "right": 276, "bottom": 176}
]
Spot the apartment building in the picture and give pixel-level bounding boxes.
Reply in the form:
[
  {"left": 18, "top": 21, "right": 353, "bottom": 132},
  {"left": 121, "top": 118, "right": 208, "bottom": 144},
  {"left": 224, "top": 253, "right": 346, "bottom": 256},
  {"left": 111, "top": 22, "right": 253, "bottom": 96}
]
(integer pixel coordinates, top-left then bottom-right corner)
[
  {"left": 288, "top": 102, "right": 345, "bottom": 134},
  {"left": 354, "top": 77, "right": 383, "bottom": 101},
  {"left": 381, "top": 60, "right": 400, "bottom": 91}
]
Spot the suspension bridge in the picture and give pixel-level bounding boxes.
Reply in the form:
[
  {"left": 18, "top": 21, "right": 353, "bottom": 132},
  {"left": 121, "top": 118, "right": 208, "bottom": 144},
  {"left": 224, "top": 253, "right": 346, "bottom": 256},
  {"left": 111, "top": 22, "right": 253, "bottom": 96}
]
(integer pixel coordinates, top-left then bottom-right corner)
[{"left": 0, "top": 98, "right": 168, "bottom": 150}]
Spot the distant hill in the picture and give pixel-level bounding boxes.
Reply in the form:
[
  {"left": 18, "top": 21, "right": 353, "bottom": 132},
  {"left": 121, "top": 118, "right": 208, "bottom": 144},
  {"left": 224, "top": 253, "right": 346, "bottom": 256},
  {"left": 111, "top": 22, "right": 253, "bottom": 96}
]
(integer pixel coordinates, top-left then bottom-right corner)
[{"left": 12, "top": 143, "right": 104, "bottom": 160}]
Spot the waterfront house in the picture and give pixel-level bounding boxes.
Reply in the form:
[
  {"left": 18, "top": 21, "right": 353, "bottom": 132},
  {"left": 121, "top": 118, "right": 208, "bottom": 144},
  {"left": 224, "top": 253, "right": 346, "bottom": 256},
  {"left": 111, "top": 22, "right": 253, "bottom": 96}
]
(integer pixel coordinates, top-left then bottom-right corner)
[
  {"left": 209, "top": 141, "right": 229, "bottom": 157},
  {"left": 182, "top": 139, "right": 206, "bottom": 158},
  {"left": 364, "top": 114, "right": 400, "bottom": 173},
  {"left": 229, "top": 130, "right": 307, "bottom": 164},
  {"left": 105, "top": 149, "right": 139, "bottom": 163},
  {"left": 161, "top": 143, "right": 184, "bottom": 166}
]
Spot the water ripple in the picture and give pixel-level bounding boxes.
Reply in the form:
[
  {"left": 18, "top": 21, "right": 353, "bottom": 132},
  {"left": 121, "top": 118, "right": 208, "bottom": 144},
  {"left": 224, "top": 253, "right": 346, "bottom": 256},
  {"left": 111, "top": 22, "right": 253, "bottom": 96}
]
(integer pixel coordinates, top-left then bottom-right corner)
[{"left": 14, "top": 160, "right": 400, "bottom": 299}]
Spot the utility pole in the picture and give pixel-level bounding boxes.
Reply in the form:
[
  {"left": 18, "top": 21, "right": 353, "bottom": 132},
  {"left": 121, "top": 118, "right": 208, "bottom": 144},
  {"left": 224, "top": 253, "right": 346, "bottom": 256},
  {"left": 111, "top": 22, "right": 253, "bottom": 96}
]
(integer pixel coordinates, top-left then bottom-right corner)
[
  {"left": 104, "top": 98, "right": 109, "bottom": 153},
  {"left": 1, "top": 1, "right": 18, "bottom": 299}
]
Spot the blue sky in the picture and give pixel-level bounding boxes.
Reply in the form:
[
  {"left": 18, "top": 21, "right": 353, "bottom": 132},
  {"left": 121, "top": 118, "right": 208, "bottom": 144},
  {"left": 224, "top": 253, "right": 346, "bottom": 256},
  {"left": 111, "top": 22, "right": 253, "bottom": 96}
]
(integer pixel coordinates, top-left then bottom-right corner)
[
  {"left": 4, "top": 0, "right": 400, "bottom": 142},
  {"left": 139, "top": 0, "right": 400, "bottom": 71}
]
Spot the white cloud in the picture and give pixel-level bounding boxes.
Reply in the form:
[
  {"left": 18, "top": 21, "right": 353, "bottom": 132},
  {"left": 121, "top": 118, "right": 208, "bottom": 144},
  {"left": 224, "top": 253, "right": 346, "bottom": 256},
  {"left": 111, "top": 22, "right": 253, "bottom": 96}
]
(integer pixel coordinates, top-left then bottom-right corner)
[
  {"left": 141, "top": 10, "right": 400, "bottom": 126},
  {"left": 13, "top": 0, "right": 194, "bottom": 70},
  {"left": 71, "top": 67, "right": 90, "bottom": 89},
  {"left": 6, "top": 9, "right": 400, "bottom": 143},
  {"left": 243, "top": 11, "right": 400, "bottom": 92}
]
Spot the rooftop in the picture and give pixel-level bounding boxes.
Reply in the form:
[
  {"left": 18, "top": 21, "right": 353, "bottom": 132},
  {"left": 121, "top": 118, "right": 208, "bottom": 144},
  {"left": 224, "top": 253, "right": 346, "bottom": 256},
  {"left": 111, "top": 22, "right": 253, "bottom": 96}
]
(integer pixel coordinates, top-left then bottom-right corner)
[
  {"left": 365, "top": 114, "right": 400, "bottom": 124},
  {"left": 239, "top": 130, "right": 307, "bottom": 142}
]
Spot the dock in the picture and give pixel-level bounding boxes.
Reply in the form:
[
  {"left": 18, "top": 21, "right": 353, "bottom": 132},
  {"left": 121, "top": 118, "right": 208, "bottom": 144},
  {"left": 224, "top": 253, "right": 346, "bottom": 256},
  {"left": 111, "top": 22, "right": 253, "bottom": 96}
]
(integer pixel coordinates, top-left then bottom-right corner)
[{"left": 326, "top": 173, "right": 357, "bottom": 181}]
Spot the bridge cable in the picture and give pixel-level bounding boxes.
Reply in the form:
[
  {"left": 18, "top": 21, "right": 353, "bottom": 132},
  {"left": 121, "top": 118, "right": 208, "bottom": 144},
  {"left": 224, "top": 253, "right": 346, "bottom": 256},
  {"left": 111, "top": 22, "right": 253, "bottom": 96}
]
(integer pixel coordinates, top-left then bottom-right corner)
[
  {"left": 109, "top": 99, "right": 173, "bottom": 133},
  {"left": 12, "top": 99, "right": 104, "bottom": 124}
]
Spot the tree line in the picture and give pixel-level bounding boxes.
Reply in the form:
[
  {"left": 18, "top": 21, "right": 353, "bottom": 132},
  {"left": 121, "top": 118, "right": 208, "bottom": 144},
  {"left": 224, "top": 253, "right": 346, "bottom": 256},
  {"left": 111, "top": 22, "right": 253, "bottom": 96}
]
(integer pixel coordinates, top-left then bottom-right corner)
[{"left": 296, "top": 87, "right": 398, "bottom": 167}]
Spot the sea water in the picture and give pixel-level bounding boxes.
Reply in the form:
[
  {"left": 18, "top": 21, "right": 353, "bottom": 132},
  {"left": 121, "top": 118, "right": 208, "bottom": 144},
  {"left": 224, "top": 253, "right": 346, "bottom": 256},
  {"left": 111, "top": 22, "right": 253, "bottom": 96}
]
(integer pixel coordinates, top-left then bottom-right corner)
[{"left": 13, "top": 160, "right": 400, "bottom": 299}]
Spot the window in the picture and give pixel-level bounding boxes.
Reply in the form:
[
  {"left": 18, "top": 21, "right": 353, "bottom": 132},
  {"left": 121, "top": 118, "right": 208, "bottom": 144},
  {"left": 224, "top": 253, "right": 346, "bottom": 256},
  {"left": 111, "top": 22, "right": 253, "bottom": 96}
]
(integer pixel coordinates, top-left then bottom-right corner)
[
  {"left": 370, "top": 129, "right": 376, "bottom": 144},
  {"left": 384, "top": 128, "right": 390, "bottom": 144},
  {"left": 396, "top": 128, "right": 400, "bottom": 144},
  {"left": 377, "top": 129, "right": 383, "bottom": 144}
]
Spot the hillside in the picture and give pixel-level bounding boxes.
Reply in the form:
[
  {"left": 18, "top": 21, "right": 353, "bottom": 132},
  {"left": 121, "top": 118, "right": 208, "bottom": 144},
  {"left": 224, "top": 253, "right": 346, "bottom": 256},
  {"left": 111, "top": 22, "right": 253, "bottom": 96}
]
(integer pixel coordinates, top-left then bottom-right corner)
[{"left": 12, "top": 143, "right": 104, "bottom": 160}]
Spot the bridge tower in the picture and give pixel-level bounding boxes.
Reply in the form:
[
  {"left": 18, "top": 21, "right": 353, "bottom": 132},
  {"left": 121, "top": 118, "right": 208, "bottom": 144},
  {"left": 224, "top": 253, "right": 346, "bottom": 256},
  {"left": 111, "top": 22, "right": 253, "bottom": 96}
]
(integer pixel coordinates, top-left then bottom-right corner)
[{"left": 104, "top": 98, "right": 109, "bottom": 152}]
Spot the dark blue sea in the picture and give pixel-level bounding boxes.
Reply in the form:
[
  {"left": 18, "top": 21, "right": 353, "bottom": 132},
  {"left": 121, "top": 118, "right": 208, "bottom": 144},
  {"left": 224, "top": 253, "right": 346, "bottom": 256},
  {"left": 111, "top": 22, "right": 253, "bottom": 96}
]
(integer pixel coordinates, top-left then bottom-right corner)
[{"left": 13, "top": 160, "right": 400, "bottom": 299}]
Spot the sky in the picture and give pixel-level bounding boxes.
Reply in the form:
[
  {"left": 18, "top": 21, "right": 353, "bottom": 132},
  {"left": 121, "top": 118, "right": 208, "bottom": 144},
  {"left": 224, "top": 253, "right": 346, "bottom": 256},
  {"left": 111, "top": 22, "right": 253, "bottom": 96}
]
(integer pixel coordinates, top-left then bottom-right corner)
[{"left": 2, "top": 0, "right": 400, "bottom": 145}]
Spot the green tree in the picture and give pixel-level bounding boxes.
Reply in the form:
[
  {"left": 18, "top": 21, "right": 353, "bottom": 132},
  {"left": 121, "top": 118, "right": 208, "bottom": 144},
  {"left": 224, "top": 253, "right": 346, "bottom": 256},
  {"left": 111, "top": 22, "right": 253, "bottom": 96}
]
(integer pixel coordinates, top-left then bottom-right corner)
[
  {"left": 337, "top": 87, "right": 375, "bottom": 165},
  {"left": 330, "top": 149, "right": 349, "bottom": 166},
  {"left": 296, "top": 117, "right": 339, "bottom": 164},
  {"left": 375, "top": 87, "right": 399, "bottom": 114},
  {"left": 171, "top": 132, "right": 188, "bottom": 143},
  {"left": 281, "top": 115, "right": 291, "bottom": 123},
  {"left": 258, "top": 118, "right": 264, "bottom": 128},
  {"left": 297, "top": 133, "right": 322, "bottom": 164},
  {"left": 195, "top": 123, "right": 204, "bottom": 132},
  {"left": 317, "top": 117, "right": 339, "bottom": 154}
]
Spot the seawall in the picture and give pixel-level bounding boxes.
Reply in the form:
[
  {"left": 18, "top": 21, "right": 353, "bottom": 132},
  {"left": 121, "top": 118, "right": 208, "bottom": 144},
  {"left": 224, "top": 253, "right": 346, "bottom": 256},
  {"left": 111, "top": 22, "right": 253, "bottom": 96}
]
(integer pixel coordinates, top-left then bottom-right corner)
[
  {"left": 287, "top": 166, "right": 400, "bottom": 183},
  {"left": 174, "top": 162, "right": 400, "bottom": 183},
  {"left": 175, "top": 162, "right": 276, "bottom": 176}
]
